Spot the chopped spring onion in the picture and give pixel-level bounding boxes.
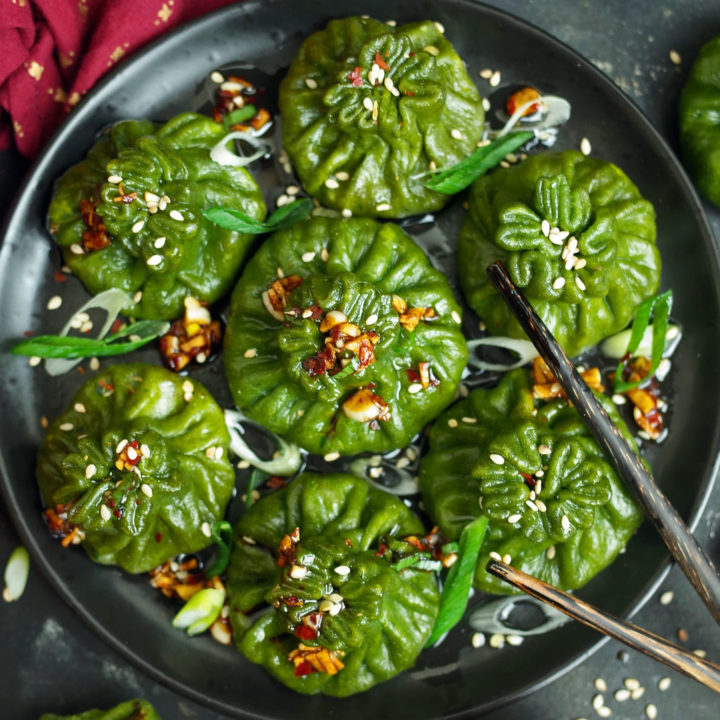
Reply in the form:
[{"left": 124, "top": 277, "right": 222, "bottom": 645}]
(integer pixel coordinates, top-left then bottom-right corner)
[
  {"left": 224, "top": 409, "right": 302, "bottom": 476},
  {"left": 392, "top": 553, "right": 443, "bottom": 572},
  {"left": 223, "top": 105, "right": 257, "bottom": 127},
  {"left": 3, "top": 546, "right": 30, "bottom": 603},
  {"left": 204, "top": 198, "right": 312, "bottom": 235},
  {"left": 172, "top": 587, "right": 225, "bottom": 636},
  {"left": 425, "top": 131, "right": 534, "bottom": 194},
  {"left": 12, "top": 319, "right": 169, "bottom": 360},
  {"left": 612, "top": 290, "right": 673, "bottom": 393},
  {"left": 209, "top": 129, "right": 272, "bottom": 167},
  {"left": 204, "top": 521, "right": 233, "bottom": 579},
  {"left": 425, "top": 514, "right": 489, "bottom": 647},
  {"left": 600, "top": 322, "right": 681, "bottom": 361},
  {"left": 491, "top": 95, "right": 571, "bottom": 140},
  {"left": 466, "top": 336, "right": 538, "bottom": 372}
]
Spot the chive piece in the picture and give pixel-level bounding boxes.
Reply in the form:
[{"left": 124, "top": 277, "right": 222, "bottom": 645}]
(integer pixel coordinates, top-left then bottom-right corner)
[
  {"left": 172, "top": 587, "right": 226, "bottom": 636},
  {"left": 330, "top": 356, "right": 359, "bottom": 380},
  {"left": 425, "top": 514, "right": 489, "bottom": 647},
  {"left": 425, "top": 131, "right": 534, "bottom": 194},
  {"left": 203, "top": 198, "right": 313, "bottom": 235},
  {"left": 441, "top": 541, "right": 459, "bottom": 555},
  {"left": 613, "top": 290, "right": 673, "bottom": 393},
  {"left": 245, "top": 468, "right": 268, "bottom": 512},
  {"left": 223, "top": 105, "right": 257, "bottom": 127},
  {"left": 391, "top": 553, "right": 427, "bottom": 571},
  {"left": 204, "top": 521, "right": 233, "bottom": 579},
  {"left": 11, "top": 320, "right": 169, "bottom": 359}
]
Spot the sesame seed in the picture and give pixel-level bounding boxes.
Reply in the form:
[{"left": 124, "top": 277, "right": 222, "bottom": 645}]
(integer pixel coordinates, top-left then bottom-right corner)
[
  {"left": 243, "top": 348, "right": 257, "bottom": 358},
  {"left": 169, "top": 210, "right": 184, "bottom": 221},
  {"left": 660, "top": 590, "right": 674, "bottom": 605},
  {"left": 301, "top": 251, "right": 316, "bottom": 262},
  {"left": 592, "top": 694, "right": 605, "bottom": 711},
  {"left": 479, "top": 69, "right": 493, "bottom": 79},
  {"left": 694, "top": 648, "right": 707, "bottom": 658},
  {"left": 396, "top": 458, "right": 410, "bottom": 470},
  {"left": 85, "top": 464, "right": 96, "bottom": 479},
  {"left": 489, "top": 551, "right": 502, "bottom": 561},
  {"left": 574, "top": 258, "right": 587, "bottom": 270},
  {"left": 131, "top": 220, "right": 145, "bottom": 233},
  {"left": 286, "top": 185, "right": 300, "bottom": 195},
  {"left": 507, "top": 513, "right": 522, "bottom": 523},
  {"left": 658, "top": 677, "right": 671, "bottom": 691},
  {"left": 502, "top": 554, "right": 512, "bottom": 564},
  {"left": 305, "top": 77, "right": 318, "bottom": 89},
  {"left": 506, "top": 634, "right": 523, "bottom": 646},
  {"left": 489, "top": 633, "right": 504, "bottom": 648},
  {"left": 28, "top": 356, "right": 42, "bottom": 367},
  {"left": 210, "top": 71, "right": 224, "bottom": 84},
  {"left": 580, "top": 137, "right": 592, "bottom": 156},
  {"left": 365, "top": 313, "right": 378, "bottom": 326},
  {"left": 482, "top": 97, "right": 491, "bottom": 112},
  {"left": 490, "top": 453, "right": 505, "bottom": 465},
  {"left": 448, "top": 418, "right": 459, "bottom": 428},
  {"left": 47, "top": 295, "right": 63, "bottom": 310},
  {"left": 541, "top": 219, "right": 550, "bottom": 237},
  {"left": 561, "top": 514, "right": 570, "bottom": 532},
  {"left": 597, "top": 709, "right": 611, "bottom": 719},
  {"left": 614, "top": 689, "right": 630, "bottom": 702},
  {"left": 140, "top": 483, "right": 152, "bottom": 498},
  {"left": 575, "top": 276, "right": 586, "bottom": 291},
  {"left": 624, "top": 678, "right": 640, "bottom": 691},
  {"left": 538, "top": 444, "right": 551, "bottom": 455},
  {"left": 386, "top": 19, "right": 396, "bottom": 26},
  {"left": 70, "top": 243, "right": 84, "bottom": 255},
  {"left": 140, "top": 444, "right": 150, "bottom": 457},
  {"left": 471, "top": 632, "right": 485, "bottom": 648},
  {"left": 334, "top": 565, "right": 351, "bottom": 576},
  {"left": 424, "top": 45, "right": 440, "bottom": 56},
  {"left": 342, "top": 208, "right": 352, "bottom": 218},
  {"left": 363, "top": 97, "right": 374, "bottom": 112},
  {"left": 645, "top": 704, "right": 657, "bottom": 720},
  {"left": 594, "top": 678, "right": 607, "bottom": 692},
  {"left": 215, "top": 447, "right": 224, "bottom": 460},
  {"left": 451, "top": 310, "right": 462, "bottom": 324},
  {"left": 408, "top": 383, "right": 423, "bottom": 394},
  {"left": 71, "top": 403, "right": 86, "bottom": 415},
  {"left": 526, "top": 500, "right": 539, "bottom": 512},
  {"left": 147, "top": 255, "right": 162, "bottom": 267},
  {"left": 535, "top": 500, "right": 547, "bottom": 512},
  {"left": 451, "top": 128, "right": 463, "bottom": 140},
  {"left": 290, "top": 564, "right": 307, "bottom": 579},
  {"left": 669, "top": 49, "right": 682, "bottom": 65},
  {"left": 611, "top": 393, "right": 626, "bottom": 405},
  {"left": 632, "top": 687, "right": 646, "bottom": 700},
  {"left": 100, "top": 504, "right": 111, "bottom": 521},
  {"left": 372, "top": 99, "right": 379, "bottom": 121},
  {"left": 489, "top": 70, "right": 501, "bottom": 87},
  {"left": 325, "top": 177, "right": 339, "bottom": 189},
  {"left": 376, "top": 202, "right": 391, "bottom": 212},
  {"left": 107, "top": 174, "right": 122, "bottom": 184},
  {"left": 552, "top": 277, "right": 566, "bottom": 290},
  {"left": 237, "top": 460, "right": 250, "bottom": 469},
  {"left": 201, "top": 521, "right": 211, "bottom": 538},
  {"left": 547, "top": 545, "right": 556, "bottom": 559},
  {"left": 59, "top": 422, "right": 74, "bottom": 431},
  {"left": 499, "top": 161, "right": 510, "bottom": 168},
  {"left": 324, "top": 451, "right": 340, "bottom": 462},
  {"left": 126, "top": 446, "right": 138, "bottom": 461},
  {"left": 276, "top": 194, "right": 290, "bottom": 207},
  {"left": 369, "top": 466, "right": 383, "bottom": 479},
  {"left": 133, "top": 291, "right": 143, "bottom": 303},
  {"left": 433, "top": 21, "right": 445, "bottom": 33},
  {"left": 182, "top": 380, "right": 193, "bottom": 395},
  {"left": 335, "top": 171, "right": 350, "bottom": 182},
  {"left": 154, "top": 237, "right": 166, "bottom": 249},
  {"left": 462, "top": 416, "right": 477, "bottom": 424}
]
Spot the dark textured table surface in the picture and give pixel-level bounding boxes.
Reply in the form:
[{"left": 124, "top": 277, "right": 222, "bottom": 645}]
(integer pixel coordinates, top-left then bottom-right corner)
[{"left": 2, "top": 1, "right": 720, "bottom": 718}]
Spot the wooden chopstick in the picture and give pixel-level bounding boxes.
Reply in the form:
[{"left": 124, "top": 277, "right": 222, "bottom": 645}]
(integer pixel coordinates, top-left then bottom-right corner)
[
  {"left": 486, "top": 261, "right": 720, "bottom": 625},
  {"left": 486, "top": 559, "right": 720, "bottom": 694}
]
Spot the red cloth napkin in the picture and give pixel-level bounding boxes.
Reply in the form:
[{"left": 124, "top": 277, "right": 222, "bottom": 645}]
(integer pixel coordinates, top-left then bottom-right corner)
[{"left": 0, "top": 0, "right": 238, "bottom": 158}]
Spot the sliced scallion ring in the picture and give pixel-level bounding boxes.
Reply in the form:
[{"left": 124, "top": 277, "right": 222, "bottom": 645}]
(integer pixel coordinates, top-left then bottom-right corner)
[
  {"left": 172, "top": 587, "right": 226, "bottom": 636},
  {"left": 466, "top": 336, "right": 538, "bottom": 373},
  {"left": 210, "top": 130, "right": 272, "bottom": 167}
]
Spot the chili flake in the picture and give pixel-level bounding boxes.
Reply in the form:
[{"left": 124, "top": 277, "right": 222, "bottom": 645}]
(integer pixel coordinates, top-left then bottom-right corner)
[
  {"left": 80, "top": 198, "right": 111, "bottom": 252},
  {"left": 277, "top": 528, "right": 301, "bottom": 568},
  {"left": 289, "top": 644, "right": 345, "bottom": 676}
]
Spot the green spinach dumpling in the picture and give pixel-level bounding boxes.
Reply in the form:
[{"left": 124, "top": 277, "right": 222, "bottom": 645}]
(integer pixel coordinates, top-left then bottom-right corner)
[
  {"left": 679, "top": 34, "right": 720, "bottom": 207},
  {"left": 458, "top": 150, "right": 660, "bottom": 356},
  {"left": 36, "top": 364, "right": 235, "bottom": 573},
  {"left": 227, "top": 473, "right": 439, "bottom": 696},
  {"left": 224, "top": 217, "right": 468, "bottom": 455},
  {"left": 48, "top": 113, "right": 265, "bottom": 320},
  {"left": 419, "top": 370, "right": 643, "bottom": 594},
  {"left": 279, "top": 17, "right": 485, "bottom": 218},
  {"left": 39, "top": 699, "right": 161, "bottom": 720}
]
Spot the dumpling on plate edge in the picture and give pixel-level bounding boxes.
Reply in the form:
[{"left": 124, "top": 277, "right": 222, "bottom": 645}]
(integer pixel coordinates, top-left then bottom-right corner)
[
  {"left": 36, "top": 363, "right": 235, "bottom": 573},
  {"left": 279, "top": 16, "right": 485, "bottom": 218},
  {"left": 223, "top": 216, "right": 468, "bottom": 456}
]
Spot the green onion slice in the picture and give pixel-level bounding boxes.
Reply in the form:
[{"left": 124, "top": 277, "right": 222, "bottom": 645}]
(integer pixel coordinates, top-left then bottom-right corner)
[
  {"left": 204, "top": 521, "right": 233, "bottom": 579},
  {"left": 204, "top": 198, "right": 312, "bottom": 235},
  {"left": 223, "top": 105, "right": 257, "bottom": 127},
  {"left": 172, "top": 587, "right": 225, "bottom": 636}
]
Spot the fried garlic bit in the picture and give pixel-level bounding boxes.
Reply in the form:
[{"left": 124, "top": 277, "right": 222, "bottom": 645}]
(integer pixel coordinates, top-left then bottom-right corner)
[
  {"left": 531, "top": 356, "right": 603, "bottom": 400},
  {"left": 289, "top": 644, "right": 345, "bottom": 676}
]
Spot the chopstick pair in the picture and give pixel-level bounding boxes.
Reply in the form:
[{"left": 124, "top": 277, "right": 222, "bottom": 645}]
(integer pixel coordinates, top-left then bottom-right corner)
[{"left": 482, "top": 261, "right": 720, "bottom": 692}]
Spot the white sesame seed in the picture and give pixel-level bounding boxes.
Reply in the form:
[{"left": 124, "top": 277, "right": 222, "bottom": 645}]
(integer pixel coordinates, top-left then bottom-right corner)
[
  {"left": 334, "top": 565, "right": 351, "bottom": 576},
  {"left": 126, "top": 446, "right": 138, "bottom": 461},
  {"left": 489, "top": 633, "right": 504, "bottom": 648},
  {"left": 575, "top": 276, "right": 586, "bottom": 291},
  {"left": 489, "top": 551, "right": 502, "bottom": 561},
  {"left": 116, "top": 439, "right": 128, "bottom": 453},
  {"left": 100, "top": 504, "right": 111, "bottom": 521},
  {"left": 215, "top": 447, "right": 224, "bottom": 460},
  {"left": 369, "top": 467, "right": 383, "bottom": 479},
  {"left": 535, "top": 500, "right": 547, "bottom": 512},
  {"left": 592, "top": 694, "right": 605, "bottom": 711},
  {"left": 376, "top": 202, "right": 391, "bottom": 212},
  {"left": 482, "top": 98, "right": 491, "bottom": 113},
  {"left": 365, "top": 313, "right": 378, "bottom": 326},
  {"left": 611, "top": 394, "right": 627, "bottom": 405},
  {"left": 147, "top": 255, "right": 162, "bottom": 267},
  {"left": 133, "top": 291, "right": 143, "bottom": 303},
  {"left": 580, "top": 137, "right": 592, "bottom": 156},
  {"left": 552, "top": 277, "right": 566, "bottom": 290},
  {"left": 658, "top": 677, "right": 671, "bottom": 691},
  {"left": 433, "top": 21, "right": 445, "bottom": 33},
  {"left": 85, "top": 464, "right": 96, "bottom": 479},
  {"left": 363, "top": 97, "right": 374, "bottom": 112},
  {"left": 243, "top": 348, "right": 257, "bottom": 359},
  {"left": 645, "top": 704, "right": 657, "bottom": 720},
  {"left": 490, "top": 453, "right": 505, "bottom": 465},
  {"left": 325, "top": 178, "right": 339, "bottom": 189},
  {"left": 210, "top": 71, "right": 224, "bottom": 84},
  {"left": 479, "top": 69, "right": 493, "bottom": 79},
  {"left": 286, "top": 185, "right": 300, "bottom": 195},
  {"left": 408, "top": 383, "right": 423, "bottom": 394},
  {"left": 28, "top": 355, "right": 42, "bottom": 367},
  {"left": 47, "top": 295, "right": 63, "bottom": 310},
  {"left": 489, "top": 70, "right": 501, "bottom": 87},
  {"left": 341, "top": 208, "right": 353, "bottom": 218},
  {"left": 169, "top": 210, "right": 184, "bottom": 221},
  {"left": 526, "top": 500, "right": 539, "bottom": 512},
  {"left": 201, "top": 521, "right": 211, "bottom": 538},
  {"left": 59, "top": 422, "right": 74, "bottom": 431},
  {"left": 561, "top": 514, "right": 571, "bottom": 532},
  {"left": 597, "top": 709, "right": 611, "bottom": 719},
  {"left": 301, "top": 251, "right": 316, "bottom": 262},
  {"left": 324, "top": 451, "right": 340, "bottom": 462},
  {"left": 290, "top": 564, "right": 307, "bottom": 580},
  {"left": 614, "top": 689, "right": 630, "bottom": 702},
  {"left": 624, "top": 678, "right": 640, "bottom": 691},
  {"left": 499, "top": 161, "right": 510, "bottom": 168},
  {"left": 107, "top": 174, "right": 122, "bottom": 184},
  {"left": 502, "top": 554, "right": 512, "bottom": 564},
  {"left": 305, "top": 77, "right": 318, "bottom": 89},
  {"left": 131, "top": 220, "right": 145, "bottom": 233},
  {"left": 70, "top": 243, "right": 84, "bottom": 255},
  {"left": 335, "top": 171, "right": 350, "bottom": 182},
  {"left": 656, "top": 357, "right": 672, "bottom": 381},
  {"left": 574, "top": 258, "right": 587, "bottom": 270},
  {"left": 424, "top": 45, "right": 440, "bottom": 56},
  {"left": 506, "top": 634, "right": 523, "bottom": 646},
  {"left": 632, "top": 687, "right": 646, "bottom": 700},
  {"left": 154, "top": 237, "right": 166, "bottom": 249},
  {"left": 73, "top": 402, "right": 86, "bottom": 414},
  {"left": 451, "top": 310, "right": 462, "bottom": 324},
  {"left": 140, "top": 444, "right": 150, "bottom": 458},
  {"left": 541, "top": 219, "right": 550, "bottom": 237},
  {"left": 448, "top": 418, "right": 459, "bottom": 428},
  {"left": 669, "top": 49, "right": 682, "bottom": 65},
  {"left": 547, "top": 545, "right": 556, "bottom": 559},
  {"left": 451, "top": 128, "right": 463, "bottom": 140},
  {"left": 594, "top": 678, "right": 607, "bottom": 692},
  {"left": 276, "top": 194, "right": 290, "bottom": 207},
  {"left": 507, "top": 513, "right": 522, "bottom": 524},
  {"left": 462, "top": 416, "right": 477, "bottom": 424},
  {"left": 396, "top": 458, "right": 410, "bottom": 470},
  {"left": 660, "top": 590, "right": 674, "bottom": 605},
  {"left": 236, "top": 460, "right": 250, "bottom": 470},
  {"left": 538, "top": 444, "right": 551, "bottom": 455},
  {"left": 694, "top": 648, "right": 707, "bottom": 658},
  {"left": 140, "top": 483, "right": 152, "bottom": 498},
  {"left": 471, "top": 632, "right": 485, "bottom": 648},
  {"left": 386, "top": 19, "right": 396, "bottom": 26}
]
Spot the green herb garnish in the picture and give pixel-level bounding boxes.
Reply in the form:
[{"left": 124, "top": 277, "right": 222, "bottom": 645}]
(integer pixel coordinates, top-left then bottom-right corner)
[
  {"left": 12, "top": 319, "right": 169, "bottom": 359},
  {"left": 246, "top": 468, "right": 268, "bottom": 512},
  {"left": 172, "top": 587, "right": 225, "bottom": 636},
  {"left": 613, "top": 290, "right": 673, "bottom": 393},
  {"left": 204, "top": 521, "right": 233, "bottom": 579},
  {"left": 204, "top": 198, "right": 312, "bottom": 235},
  {"left": 223, "top": 105, "right": 257, "bottom": 127},
  {"left": 425, "top": 131, "right": 534, "bottom": 194},
  {"left": 425, "top": 514, "right": 489, "bottom": 647}
]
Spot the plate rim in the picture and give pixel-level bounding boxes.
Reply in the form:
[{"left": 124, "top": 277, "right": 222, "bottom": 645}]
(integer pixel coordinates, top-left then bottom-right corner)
[{"left": 1, "top": 0, "right": 719, "bottom": 716}]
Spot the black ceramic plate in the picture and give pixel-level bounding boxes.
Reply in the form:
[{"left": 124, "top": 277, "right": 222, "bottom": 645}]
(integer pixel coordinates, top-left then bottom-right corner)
[{"left": 1, "top": 1, "right": 719, "bottom": 718}]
